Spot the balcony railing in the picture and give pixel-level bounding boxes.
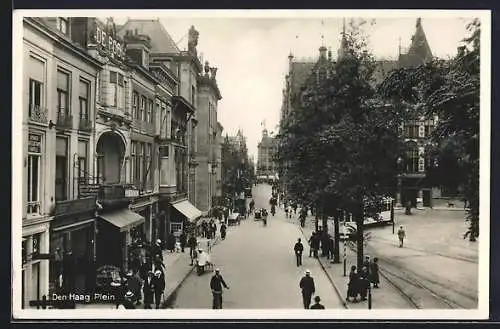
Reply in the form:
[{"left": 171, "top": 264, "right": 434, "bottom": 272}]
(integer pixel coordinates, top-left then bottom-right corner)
[
  {"left": 56, "top": 111, "right": 73, "bottom": 129},
  {"left": 26, "top": 201, "right": 41, "bottom": 215},
  {"left": 79, "top": 116, "right": 92, "bottom": 132},
  {"left": 28, "top": 104, "right": 48, "bottom": 124}
]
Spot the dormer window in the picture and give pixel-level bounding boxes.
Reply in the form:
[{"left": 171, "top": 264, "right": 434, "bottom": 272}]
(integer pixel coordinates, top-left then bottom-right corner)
[{"left": 57, "top": 17, "right": 69, "bottom": 35}]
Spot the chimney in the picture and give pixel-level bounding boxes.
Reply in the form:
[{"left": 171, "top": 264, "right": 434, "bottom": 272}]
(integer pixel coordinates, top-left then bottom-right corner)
[{"left": 288, "top": 52, "right": 294, "bottom": 73}]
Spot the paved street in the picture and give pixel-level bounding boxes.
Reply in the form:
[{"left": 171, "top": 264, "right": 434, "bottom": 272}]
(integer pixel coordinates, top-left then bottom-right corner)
[
  {"left": 296, "top": 205, "right": 478, "bottom": 309},
  {"left": 169, "top": 184, "right": 345, "bottom": 309}
]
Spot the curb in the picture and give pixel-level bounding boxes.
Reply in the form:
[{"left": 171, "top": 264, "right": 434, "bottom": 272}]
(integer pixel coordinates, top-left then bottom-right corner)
[
  {"left": 298, "top": 225, "right": 349, "bottom": 309},
  {"left": 161, "top": 233, "right": 225, "bottom": 308}
]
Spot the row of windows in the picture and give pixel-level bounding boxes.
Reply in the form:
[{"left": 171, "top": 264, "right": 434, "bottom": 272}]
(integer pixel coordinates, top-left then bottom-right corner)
[
  {"left": 27, "top": 133, "right": 89, "bottom": 214},
  {"left": 132, "top": 91, "right": 154, "bottom": 124},
  {"left": 403, "top": 120, "right": 435, "bottom": 139},
  {"left": 28, "top": 69, "right": 90, "bottom": 123}
]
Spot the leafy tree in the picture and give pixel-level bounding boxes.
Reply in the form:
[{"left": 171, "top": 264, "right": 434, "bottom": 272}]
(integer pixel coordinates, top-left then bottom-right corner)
[
  {"left": 378, "top": 19, "right": 480, "bottom": 241},
  {"left": 277, "top": 20, "right": 403, "bottom": 268}
]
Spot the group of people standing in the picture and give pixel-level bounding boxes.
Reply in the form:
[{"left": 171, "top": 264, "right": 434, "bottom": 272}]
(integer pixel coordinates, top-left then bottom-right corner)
[
  {"left": 114, "top": 238, "right": 168, "bottom": 309},
  {"left": 346, "top": 256, "right": 380, "bottom": 303}
]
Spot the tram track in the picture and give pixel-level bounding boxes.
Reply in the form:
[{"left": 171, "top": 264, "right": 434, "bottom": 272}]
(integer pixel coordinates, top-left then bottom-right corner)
[
  {"left": 350, "top": 245, "right": 477, "bottom": 309},
  {"left": 369, "top": 236, "right": 477, "bottom": 264}
]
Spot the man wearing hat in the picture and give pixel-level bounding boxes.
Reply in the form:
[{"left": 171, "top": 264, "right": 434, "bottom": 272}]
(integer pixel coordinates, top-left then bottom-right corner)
[
  {"left": 153, "top": 269, "right": 165, "bottom": 309},
  {"left": 142, "top": 271, "right": 155, "bottom": 309},
  {"left": 294, "top": 238, "right": 304, "bottom": 267},
  {"left": 121, "top": 291, "right": 136, "bottom": 309},
  {"left": 310, "top": 296, "right": 325, "bottom": 309},
  {"left": 210, "top": 268, "right": 229, "bottom": 309},
  {"left": 126, "top": 269, "right": 142, "bottom": 305},
  {"left": 299, "top": 269, "right": 316, "bottom": 309},
  {"left": 153, "top": 239, "right": 163, "bottom": 261}
]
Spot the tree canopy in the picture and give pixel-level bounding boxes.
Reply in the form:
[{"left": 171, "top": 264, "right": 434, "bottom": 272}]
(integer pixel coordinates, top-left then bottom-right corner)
[{"left": 378, "top": 18, "right": 480, "bottom": 240}]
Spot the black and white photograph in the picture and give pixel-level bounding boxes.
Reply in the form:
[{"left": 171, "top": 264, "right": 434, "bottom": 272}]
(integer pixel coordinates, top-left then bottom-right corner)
[{"left": 12, "top": 9, "right": 490, "bottom": 320}]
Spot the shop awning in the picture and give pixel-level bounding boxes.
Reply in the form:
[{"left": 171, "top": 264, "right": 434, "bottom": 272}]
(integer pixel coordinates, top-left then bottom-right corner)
[
  {"left": 172, "top": 200, "right": 202, "bottom": 222},
  {"left": 99, "top": 210, "right": 145, "bottom": 232}
]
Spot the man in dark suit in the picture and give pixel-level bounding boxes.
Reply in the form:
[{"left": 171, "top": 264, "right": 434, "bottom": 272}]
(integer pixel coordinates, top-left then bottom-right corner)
[
  {"left": 142, "top": 271, "right": 155, "bottom": 309},
  {"left": 294, "top": 238, "right": 304, "bottom": 266},
  {"left": 299, "top": 269, "right": 316, "bottom": 309},
  {"left": 210, "top": 268, "right": 229, "bottom": 309},
  {"left": 152, "top": 270, "right": 165, "bottom": 309}
]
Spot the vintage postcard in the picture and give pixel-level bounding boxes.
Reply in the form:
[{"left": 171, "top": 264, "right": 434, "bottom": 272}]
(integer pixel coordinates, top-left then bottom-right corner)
[{"left": 11, "top": 9, "right": 491, "bottom": 320}]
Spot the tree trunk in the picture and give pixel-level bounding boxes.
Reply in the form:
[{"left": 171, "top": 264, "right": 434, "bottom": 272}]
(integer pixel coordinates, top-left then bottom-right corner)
[
  {"left": 333, "top": 211, "right": 340, "bottom": 263},
  {"left": 355, "top": 206, "right": 364, "bottom": 270}
]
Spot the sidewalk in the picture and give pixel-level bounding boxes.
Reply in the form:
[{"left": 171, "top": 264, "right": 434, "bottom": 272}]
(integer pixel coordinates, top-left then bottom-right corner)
[
  {"left": 77, "top": 219, "right": 236, "bottom": 309},
  {"left": 295, "top": 211, "right": 413, "bottom": 309}
]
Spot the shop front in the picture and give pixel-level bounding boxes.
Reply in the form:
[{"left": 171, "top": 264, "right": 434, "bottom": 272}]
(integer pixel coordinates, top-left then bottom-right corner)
[
  {"left": 49, "top": 197, "right": 97, "bottom": 295},
  {"left": 96, "top": 209, "right": 145, "bottom": 272},
  {"left": 170, "top": 199, "right": 202, "bottom": 237},
  {"left": 22, "top": 220, "right": 50, "bottom": 309}
]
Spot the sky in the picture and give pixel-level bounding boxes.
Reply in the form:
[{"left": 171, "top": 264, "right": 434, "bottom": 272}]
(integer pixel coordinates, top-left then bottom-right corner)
[{"left": 107, "top": 11, "right": 478, "bottom": 161}]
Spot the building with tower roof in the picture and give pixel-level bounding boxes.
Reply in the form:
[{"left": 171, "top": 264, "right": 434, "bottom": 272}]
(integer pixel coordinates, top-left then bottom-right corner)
[
  {"left": 279, "top": 17, "right": 444, "bottom": 208},
  {"left": 257, "top": 126, "right": 278, "bottom": 183}
]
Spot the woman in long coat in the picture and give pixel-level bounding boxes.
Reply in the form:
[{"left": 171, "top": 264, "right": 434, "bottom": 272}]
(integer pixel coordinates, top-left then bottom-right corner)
[
  {"left": 346, "top": 265, "right": 359, "bottom": 303},
  {"left": 370, "top": 257, "right": 380, "bottom": 288}
]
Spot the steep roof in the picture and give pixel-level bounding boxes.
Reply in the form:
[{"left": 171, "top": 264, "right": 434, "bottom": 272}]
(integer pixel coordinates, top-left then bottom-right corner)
[
  {"left": 398, "top": 18, "right": 433, "bottom": 68},
  {"left": 117, "top": 19, "right": 180, "bottom": 54}
]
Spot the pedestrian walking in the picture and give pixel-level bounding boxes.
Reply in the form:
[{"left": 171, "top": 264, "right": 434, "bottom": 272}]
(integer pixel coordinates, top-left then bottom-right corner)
[
  {"left": 310, "top": 296, "right": 325, "bottom": 309},
  {"left": 126, "top": 270, "right": 142, "bottom": 305},
  {"left": 294, "top": 238, "right": 304, "bottom": 266},
  {"left": 188, "top": 234, "right": 197, "bottom": 265},
  {"left": 328, "top": 235, "right": 334, "bottom": 260},
  {"left": 179, "top": 231, "right": 187, "bottom": 253},
  {"left": 370, "top": 257, "right": 380, "bottom": 288},
  {"left": 397, "top": 226, "right": 406, "bottom": 248},
  {"left": 166, "top": 231, "right": 176, "bottom": 253},
  {"left": 285, "top": 206, "right": 289, "bottom": 219},
  {"left": 363, "top": 256, "right": 371, "bottom": 274},
  {"left": 299, "top": 269, "right": 316, "bottom": 309},
  {"left": 152, "top": 270, "right": 165, "bottom": 309},
  {"left": 210, "top": 268, "right": 230, "bottom": 309},
  {"left": 153, "top": 254, "right": 166, "bottom": 273},
  {"left": 359, "top": 266, "right": 370, "bottom": 301},
  {"left": 142, "top": 271, "right": 155, "bottom": 309},
  {"left": 346, "top": 265, "right": 359, "bottom": 303},
  {"left": 311, "top": 233, "right": 320, "bottom": 258},
  {"left": 211, "top": 221, "right": 217, "bottom": 239},
  {"left": 308, "top": 232, "right": 315, "bottom": 257},
  {"left": 220, "top": 222, "right": 227, "bottom": 240},
  {"left": 292, "top": 203, "right": 298, "bottom": 215},
  {"left": 152, "top": 239, "right": 163, "bottom": 261}
]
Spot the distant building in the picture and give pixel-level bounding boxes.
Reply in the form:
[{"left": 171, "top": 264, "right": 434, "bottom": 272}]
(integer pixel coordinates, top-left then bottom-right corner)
[{"left": 257, "top": 128, "right": 277, "bottom": 181}]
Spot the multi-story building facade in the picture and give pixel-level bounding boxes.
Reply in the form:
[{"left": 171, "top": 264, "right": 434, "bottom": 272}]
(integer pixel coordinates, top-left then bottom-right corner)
[
  {"left": 214, "top": 122, "right": 224, "bottom": 205},
  {"left": 22, "top": 17, "right": 102, "bottom": 307},
  {"left": 195, "top": 62, "right": 222, "bottom": 214},
  {"left": 256, "top": 128, "right": 277, "bottom": 181},
  {"left": 279, "top": 18, "right": 440, "bottom": 208},
  {"left": 118, "top": 20, "right": 202, "bottom": 236}
]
